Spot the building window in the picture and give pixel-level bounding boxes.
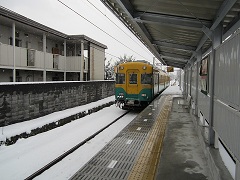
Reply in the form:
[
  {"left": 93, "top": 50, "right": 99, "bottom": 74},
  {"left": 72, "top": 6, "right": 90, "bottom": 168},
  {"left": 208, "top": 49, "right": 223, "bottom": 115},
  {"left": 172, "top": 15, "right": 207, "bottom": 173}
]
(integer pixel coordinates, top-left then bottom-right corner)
[{"left": 9, "top": 37, "right": 22, "bottom": 47}]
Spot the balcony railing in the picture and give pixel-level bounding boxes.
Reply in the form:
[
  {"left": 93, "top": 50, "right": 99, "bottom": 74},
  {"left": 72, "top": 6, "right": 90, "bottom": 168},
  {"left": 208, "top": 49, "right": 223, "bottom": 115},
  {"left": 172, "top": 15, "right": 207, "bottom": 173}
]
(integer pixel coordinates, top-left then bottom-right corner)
[{"left": 0, "top": 43, "right": 82, "bottom": 71}]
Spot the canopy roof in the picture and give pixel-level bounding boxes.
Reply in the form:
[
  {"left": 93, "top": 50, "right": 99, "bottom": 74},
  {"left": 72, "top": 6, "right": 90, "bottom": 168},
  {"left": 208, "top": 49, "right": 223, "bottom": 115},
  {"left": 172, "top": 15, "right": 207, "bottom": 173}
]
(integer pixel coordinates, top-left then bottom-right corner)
[{"left": 101, "top": 0, "right": 240, "bottom": 68}]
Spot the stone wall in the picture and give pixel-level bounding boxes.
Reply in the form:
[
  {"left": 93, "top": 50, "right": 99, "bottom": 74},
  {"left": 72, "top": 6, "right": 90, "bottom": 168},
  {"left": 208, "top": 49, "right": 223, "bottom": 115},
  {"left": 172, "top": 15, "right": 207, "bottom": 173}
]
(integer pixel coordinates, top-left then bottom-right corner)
[{"left": 0, "top": 81, "right": 115, "bottom": 126}]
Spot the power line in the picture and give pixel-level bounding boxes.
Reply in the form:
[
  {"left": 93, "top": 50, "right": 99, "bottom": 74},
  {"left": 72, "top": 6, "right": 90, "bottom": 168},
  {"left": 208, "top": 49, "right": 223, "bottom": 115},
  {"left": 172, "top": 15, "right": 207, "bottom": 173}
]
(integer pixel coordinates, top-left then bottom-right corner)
[
  {"left": 57, "top": 0, "right": 149, "bottom": 60},
  {"left": 86, "top": 0, "right": 152, "bottom": 57}
]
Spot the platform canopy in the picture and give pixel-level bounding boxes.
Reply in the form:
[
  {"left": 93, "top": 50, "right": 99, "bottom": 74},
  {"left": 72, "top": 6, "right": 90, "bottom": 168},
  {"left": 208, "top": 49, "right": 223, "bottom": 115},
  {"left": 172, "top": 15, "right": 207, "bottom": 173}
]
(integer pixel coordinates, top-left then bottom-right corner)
[{"left": 101, "top": 0, "right": 240, "bottom": 68}]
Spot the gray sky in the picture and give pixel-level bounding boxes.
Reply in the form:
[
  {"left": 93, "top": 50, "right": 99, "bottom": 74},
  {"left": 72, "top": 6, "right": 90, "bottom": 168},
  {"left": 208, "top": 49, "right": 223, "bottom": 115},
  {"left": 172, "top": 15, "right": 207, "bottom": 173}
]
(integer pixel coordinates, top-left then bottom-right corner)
[{"left": 0, "top": 0, "right": 156, "bottom": 64}]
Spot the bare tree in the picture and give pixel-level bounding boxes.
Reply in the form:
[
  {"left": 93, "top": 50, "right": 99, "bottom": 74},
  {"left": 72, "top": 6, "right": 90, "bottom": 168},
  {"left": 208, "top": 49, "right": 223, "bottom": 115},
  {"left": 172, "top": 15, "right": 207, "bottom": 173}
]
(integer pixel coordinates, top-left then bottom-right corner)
[
  {"left": 104, "top": 54, "right": 136, "bottom": 80},
  {"left": 116, "top": 54, "right": 135, "bottom": 65}
]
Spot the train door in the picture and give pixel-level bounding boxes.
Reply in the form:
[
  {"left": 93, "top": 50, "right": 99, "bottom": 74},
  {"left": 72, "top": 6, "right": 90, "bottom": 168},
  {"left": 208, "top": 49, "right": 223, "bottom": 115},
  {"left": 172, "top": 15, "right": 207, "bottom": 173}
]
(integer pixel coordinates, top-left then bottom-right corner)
[{"left": 127, "top": 70, "right": 139, "bottom": 95}]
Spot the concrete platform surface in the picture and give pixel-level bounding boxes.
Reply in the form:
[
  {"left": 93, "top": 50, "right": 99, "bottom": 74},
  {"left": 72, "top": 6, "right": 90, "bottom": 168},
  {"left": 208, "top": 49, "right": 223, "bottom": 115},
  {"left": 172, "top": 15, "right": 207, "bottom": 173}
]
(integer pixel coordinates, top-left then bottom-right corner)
[{"left": 155, "top": 96, "right": 209, "bottom": 180}]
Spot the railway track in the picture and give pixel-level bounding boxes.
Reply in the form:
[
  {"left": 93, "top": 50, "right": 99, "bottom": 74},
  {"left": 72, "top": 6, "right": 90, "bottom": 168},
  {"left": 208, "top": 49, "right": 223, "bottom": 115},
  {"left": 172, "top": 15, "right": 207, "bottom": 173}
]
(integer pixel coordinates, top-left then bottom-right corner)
[{"left": 25, "top": 110, "right": 130, "bottom": 180}]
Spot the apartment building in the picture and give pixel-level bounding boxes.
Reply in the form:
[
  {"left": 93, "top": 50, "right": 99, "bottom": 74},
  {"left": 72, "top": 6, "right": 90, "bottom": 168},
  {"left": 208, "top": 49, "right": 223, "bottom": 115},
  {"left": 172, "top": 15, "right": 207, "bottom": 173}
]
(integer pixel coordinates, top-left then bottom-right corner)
[{"left": 0, "top": 7, "right": 107, "bottom": 82}]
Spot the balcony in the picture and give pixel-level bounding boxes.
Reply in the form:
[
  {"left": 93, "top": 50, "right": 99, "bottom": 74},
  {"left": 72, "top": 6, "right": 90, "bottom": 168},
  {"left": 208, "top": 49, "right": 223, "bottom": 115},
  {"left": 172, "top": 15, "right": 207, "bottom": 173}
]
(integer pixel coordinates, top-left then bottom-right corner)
[{"left": 0, "top": 43, "right": 81, "bottom": 71}]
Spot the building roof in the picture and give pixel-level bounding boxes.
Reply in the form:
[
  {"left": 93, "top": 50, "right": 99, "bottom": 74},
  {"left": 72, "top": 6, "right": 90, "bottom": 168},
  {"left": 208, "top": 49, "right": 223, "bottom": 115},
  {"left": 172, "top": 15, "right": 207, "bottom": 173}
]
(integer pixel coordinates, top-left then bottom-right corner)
[{"left": 0, "top": 6, "right": 107, "bottom": 49}]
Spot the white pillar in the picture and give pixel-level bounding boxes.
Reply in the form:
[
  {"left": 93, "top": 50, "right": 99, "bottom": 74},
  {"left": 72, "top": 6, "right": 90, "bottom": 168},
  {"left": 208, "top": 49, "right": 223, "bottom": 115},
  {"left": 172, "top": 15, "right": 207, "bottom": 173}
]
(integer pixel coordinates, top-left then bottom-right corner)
[
  {"left": 43, "top": 33, "right": 47, "bottom": 81},
  {"left": 80, "top": 40, "right": 84, "bottom": 81},
  {"left": 64, "top": 40, "right": 66, "bottom": 81},
  {"left": 12, "top": 22, "right": 16, "bottom": 82}
]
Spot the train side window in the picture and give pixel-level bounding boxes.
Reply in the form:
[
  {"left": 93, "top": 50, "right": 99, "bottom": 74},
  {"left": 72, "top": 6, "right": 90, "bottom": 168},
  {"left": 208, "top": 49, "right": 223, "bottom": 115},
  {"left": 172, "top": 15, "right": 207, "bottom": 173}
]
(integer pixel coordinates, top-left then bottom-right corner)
[
  {"left": 116, "top": 73, "right": 125, "bottom": 84},
  {"left": 129, "top": 73, "right": 137, "bottom": 84},
  {"left": 141, "top": 74, "right": 152, "bottom": 84}
]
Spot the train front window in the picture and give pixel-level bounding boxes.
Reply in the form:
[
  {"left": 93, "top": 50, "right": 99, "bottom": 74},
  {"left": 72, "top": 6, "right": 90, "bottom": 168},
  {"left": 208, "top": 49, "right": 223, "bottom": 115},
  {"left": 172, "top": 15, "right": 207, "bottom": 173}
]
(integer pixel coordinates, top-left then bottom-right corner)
[
  {"left": 129, "top": 73, "right": 137, "bottom": 84},
  {"left": 141, "top": 74, "right": 152, "bottom": 84},
  {"left": 116, "top": 73, "right": 125, "bottom": 84}
]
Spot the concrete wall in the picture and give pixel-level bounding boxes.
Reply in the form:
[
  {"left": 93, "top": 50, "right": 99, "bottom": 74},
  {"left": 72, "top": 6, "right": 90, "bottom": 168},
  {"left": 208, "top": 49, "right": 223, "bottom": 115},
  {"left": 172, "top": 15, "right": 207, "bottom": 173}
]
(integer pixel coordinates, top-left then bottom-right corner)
[
  {"left": 90, "top": 44, "right": 105, "bottom": 80},
  {"left": 0, "top": 80, "right": 115, "bottom": 126}
]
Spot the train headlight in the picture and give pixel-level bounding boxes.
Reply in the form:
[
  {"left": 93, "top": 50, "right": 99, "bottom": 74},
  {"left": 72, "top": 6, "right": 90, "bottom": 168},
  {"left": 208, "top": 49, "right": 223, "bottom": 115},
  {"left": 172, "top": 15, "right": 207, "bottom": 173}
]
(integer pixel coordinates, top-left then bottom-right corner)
[
  {"left": 141, "top": 93, "right": 146, "bottom": 97},
  {"left": 119, "top": 93, "right": 124, "bottom": 98},
  {"left": 142, "top": 66, "right": 147, "bottom": 70}
]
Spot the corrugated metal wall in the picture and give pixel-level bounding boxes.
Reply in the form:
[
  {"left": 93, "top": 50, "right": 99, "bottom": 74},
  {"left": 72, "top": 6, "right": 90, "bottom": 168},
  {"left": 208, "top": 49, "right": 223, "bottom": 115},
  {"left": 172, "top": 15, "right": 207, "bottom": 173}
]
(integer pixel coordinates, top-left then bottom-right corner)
[
  {"left": 214, "top": 31, "right": 240, "bottom": 162},
  {"left": 215, "top": 32, "right": 240, "bottom": 110},
  {"left": 214, "top": 100, "right": 240, "bottom": 162}
]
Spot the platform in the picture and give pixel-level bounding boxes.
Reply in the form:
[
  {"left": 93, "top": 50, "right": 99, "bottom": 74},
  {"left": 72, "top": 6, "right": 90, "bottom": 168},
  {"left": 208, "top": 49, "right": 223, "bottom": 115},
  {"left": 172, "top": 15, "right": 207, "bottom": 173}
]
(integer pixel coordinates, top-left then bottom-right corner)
[
  {"left": 70, "top": 95, "right": 209, "bottom": 180},
  {"left": 155, "top": 96, "right": 209, "bottom": 179}
]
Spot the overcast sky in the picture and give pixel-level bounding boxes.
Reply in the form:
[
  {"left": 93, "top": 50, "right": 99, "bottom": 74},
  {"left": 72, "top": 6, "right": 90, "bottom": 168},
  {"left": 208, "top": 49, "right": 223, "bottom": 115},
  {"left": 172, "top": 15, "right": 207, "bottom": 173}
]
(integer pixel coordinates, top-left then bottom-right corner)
[{"left": 0, "top": 0, "right": 157, "bottom": 64}]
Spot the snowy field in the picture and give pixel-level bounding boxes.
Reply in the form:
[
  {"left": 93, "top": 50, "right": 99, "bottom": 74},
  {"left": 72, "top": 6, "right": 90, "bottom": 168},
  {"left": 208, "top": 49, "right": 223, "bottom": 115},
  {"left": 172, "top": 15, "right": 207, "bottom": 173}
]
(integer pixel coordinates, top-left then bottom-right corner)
[{"left": 0, "top": 84, "right": 182, "bottom": 180}]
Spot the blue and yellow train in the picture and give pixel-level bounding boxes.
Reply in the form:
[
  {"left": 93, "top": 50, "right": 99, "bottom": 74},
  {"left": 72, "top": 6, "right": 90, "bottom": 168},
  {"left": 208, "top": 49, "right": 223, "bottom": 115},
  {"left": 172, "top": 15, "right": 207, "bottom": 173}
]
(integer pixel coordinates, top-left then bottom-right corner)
[{"left": 115, "top": 61, "right": 170, "bottom": 109}]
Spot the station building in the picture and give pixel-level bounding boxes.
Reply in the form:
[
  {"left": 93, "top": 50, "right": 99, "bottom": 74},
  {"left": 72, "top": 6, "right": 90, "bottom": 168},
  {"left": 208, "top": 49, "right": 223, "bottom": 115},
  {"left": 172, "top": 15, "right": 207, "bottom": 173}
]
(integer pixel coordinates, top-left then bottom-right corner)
[{"left": 0, "top": 7, "right": 107, "bottom": 82}]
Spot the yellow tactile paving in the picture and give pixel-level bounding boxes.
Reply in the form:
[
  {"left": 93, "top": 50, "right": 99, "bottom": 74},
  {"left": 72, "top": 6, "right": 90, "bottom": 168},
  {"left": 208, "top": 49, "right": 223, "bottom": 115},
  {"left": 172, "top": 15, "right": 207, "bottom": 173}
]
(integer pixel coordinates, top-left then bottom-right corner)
[{"left": 128, "top": 95, "right": 173, "bottom": 180}]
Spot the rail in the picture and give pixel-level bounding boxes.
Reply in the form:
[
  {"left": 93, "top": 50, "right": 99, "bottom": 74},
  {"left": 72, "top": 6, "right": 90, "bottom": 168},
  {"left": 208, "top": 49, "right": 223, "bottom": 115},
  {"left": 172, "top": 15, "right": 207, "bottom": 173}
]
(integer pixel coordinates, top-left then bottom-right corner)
[{"left": 24, "top": 110, "right": 130, "bottom": 180}]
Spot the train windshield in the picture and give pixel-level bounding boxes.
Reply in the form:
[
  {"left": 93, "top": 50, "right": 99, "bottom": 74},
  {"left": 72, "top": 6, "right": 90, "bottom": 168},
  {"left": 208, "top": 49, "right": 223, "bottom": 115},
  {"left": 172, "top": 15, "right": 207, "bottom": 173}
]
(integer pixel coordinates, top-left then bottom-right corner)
[
  {"left": 141, "top": 74, "right": 152, "bottom": 84},
  {"left": 129, "top": 73, "right": 137, "bottom": 84},
  {"left": 116, "top": 73, "right": 125, "bottom": 84}
]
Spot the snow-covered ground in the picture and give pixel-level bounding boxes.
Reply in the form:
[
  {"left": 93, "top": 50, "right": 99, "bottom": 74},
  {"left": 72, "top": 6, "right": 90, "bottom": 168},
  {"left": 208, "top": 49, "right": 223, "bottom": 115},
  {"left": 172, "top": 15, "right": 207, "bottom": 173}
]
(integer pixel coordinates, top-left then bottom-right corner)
[
  {"left": 0, "top": 96, "right": 115, "bottom": 141},
  {"left": 162, "top": 80, "right": 182, "bottom": 95},
  {"left": 0, "top": 84, "right": 182, "bottom": 180}
]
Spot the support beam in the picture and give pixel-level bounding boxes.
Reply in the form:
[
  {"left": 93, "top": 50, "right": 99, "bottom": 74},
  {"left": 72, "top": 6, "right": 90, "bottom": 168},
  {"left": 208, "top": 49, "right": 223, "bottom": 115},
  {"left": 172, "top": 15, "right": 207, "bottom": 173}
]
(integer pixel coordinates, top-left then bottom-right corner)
[
  {"left": 80, "top": 40, "right": 84, "bottom": 81},
  {"left": 209, "top": 24, "right": 222, "bottom": 146},
  {"left": 223, "top": 16, "right": 240, "bottom": 40},
  {"left": 115, "top": 0, "right": 135, "bottom": 18},
  {"left": 201, "top": 26, "right": 213, "bottom": 41},
  {"left": 161, "top": 52, "right": 190, "bottom": 60},
  {"left": 162, "top": 56, "right": 188, "bottom": 63},
  {"left": 64, "top": 40, "right": 66, "bottom": 81},
  {"left": 74, "top": 43, "right": 77, "bottom": 56},
  {"left": 134, "top": 12, "right": 212, "bottom": 30},
  {"left": 236, "top": 160, "right": 240, "bottom": 180},
  {"left": 189, "top": 66, "right": 192, "bottom": 96},
  {"left": 185, "top": 68, "right": 189, "bottom": 98},
  {"left": 195, "top": 51, "right": 201, "bottom": 116},
  {"left": 153, "top": 41, "right": 196, "bottom": 52},
  {"left": 12, "top": 22, "right": 16, "bottom": 82},
  {"left": 196, "top": 0, "right": 236, "bottom": 51},
  {"left": 43, "top": 33, "right": 46, "bottom": 81}
]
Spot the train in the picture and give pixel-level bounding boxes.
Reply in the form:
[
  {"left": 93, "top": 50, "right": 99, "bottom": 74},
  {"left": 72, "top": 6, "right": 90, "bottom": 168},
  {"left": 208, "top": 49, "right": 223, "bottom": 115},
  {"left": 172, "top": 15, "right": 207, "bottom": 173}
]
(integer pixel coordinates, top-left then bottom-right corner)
[{"left": 115, "top": 61, "right": 170, "bottom": 109}]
